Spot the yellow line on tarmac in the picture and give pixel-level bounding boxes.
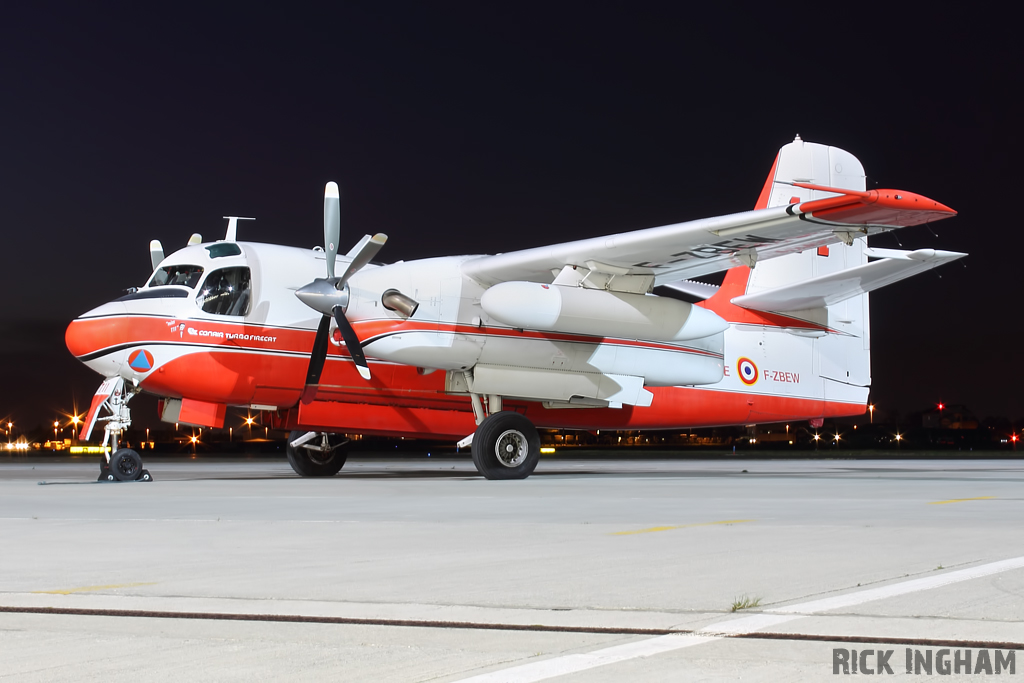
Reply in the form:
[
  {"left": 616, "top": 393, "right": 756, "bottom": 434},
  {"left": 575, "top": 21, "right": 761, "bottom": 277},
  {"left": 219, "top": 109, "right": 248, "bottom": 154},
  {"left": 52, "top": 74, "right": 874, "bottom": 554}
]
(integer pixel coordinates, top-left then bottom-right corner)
[
  {"left": 33, "top": 582, "right": 157, "bottom": 595},
  {"left": 928, "top": 496, "right": 996, "bottom": 505},
  {"left": 612, "top": 519, "right": 753, "bottom": 536}
]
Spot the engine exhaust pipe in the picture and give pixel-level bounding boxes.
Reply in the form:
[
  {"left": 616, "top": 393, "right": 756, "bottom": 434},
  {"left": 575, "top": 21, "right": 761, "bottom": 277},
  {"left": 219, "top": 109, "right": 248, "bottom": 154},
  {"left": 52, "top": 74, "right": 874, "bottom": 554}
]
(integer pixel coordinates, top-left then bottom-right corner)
[{"left": 382, "top": 289, "right": 419, "bottom": 318}]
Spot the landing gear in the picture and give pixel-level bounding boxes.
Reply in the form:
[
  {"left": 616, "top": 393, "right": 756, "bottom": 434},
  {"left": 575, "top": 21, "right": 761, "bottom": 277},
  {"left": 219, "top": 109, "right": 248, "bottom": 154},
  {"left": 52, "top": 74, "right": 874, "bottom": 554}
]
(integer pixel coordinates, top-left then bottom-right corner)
[
  {"left": 93, "top": 378, "right": 152, "bottom": 482},
  {"left": 286, "top": 431, "right": 349, "bottom": 477},
  {"left": 471, "top": 411, "right": 541, "bottom": 480}
]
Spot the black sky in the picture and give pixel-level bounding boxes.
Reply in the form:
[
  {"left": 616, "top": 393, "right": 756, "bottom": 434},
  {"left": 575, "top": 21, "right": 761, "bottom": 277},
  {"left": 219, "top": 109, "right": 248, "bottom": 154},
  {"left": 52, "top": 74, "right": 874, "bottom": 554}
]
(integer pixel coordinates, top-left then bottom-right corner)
[{"left": 2, "top": 3, "right": 1021, "bottom": 429}]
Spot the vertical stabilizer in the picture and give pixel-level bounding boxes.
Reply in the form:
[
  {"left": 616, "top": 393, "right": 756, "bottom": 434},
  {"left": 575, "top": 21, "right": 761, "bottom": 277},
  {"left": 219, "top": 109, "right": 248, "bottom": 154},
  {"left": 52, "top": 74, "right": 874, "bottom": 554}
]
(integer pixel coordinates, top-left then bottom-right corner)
[{"left": 702, "top": 137, "right": 872, "bottom": 418}]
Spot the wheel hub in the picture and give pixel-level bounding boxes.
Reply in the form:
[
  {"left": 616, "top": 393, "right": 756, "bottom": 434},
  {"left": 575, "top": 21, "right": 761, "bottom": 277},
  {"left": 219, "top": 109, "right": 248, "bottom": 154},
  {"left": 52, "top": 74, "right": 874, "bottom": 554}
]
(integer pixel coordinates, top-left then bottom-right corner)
[{"left": 494, "top": 429, "right": 528, "bottom": 468}]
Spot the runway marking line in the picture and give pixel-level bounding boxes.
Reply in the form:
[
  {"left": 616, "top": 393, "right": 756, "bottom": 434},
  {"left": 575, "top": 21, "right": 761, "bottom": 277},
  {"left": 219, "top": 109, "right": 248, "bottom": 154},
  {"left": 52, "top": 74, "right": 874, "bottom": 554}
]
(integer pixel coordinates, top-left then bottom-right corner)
[
  {"left": 611, "top": 519, "right": 753, "bottom": 536},
  {"left": 928, "top": 496, "right": 995, "bottom": 505},
  {"left": 32, "top": 582, "right": 157, "bottom": 595},
  {"left": 454, "top": 554, "right": 1024, "bottom": 683}
]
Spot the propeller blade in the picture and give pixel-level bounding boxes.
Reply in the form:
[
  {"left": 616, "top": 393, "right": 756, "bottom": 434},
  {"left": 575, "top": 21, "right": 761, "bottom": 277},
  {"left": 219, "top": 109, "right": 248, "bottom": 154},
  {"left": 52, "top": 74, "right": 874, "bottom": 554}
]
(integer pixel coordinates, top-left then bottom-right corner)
[
  {"left": 324, "top": 182, "right": 340, "bottom": 279},
  {"left": 300, "top": 315, "right": 332, "bottom": 404},
  {"left": 332, "top": 306, "right": 371, "bottom": 380},
  {"left": 150, "top": 240, "right": 164, "bottom": 270},
  {"left": 337, "top": 233, "right": 387, "bottom": 288}
]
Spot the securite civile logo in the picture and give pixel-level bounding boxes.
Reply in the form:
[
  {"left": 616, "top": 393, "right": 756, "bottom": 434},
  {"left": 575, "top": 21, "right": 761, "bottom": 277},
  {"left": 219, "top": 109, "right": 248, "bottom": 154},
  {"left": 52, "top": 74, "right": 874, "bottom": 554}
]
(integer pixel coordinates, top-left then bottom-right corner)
[
  {"left": 127, "top": 349, "right": 155, "bottom": 372},
  {"left": 737, "top": 357, "right": 758, "bottom": 386}
]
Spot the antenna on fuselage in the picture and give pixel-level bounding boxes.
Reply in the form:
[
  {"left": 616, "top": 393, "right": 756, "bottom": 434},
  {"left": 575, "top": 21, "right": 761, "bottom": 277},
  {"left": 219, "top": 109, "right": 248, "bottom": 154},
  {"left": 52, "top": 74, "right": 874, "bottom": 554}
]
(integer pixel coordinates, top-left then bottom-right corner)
[{"left": 223, "top": 216, "right": 256, "bottom": 242}]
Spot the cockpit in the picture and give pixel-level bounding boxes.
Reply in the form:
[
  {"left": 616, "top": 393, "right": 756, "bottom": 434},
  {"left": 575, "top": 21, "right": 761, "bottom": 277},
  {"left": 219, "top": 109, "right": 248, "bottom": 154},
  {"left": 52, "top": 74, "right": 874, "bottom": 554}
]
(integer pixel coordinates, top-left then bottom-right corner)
[{"left": 126, "top": 242, "right": 254, "bottom": 317}]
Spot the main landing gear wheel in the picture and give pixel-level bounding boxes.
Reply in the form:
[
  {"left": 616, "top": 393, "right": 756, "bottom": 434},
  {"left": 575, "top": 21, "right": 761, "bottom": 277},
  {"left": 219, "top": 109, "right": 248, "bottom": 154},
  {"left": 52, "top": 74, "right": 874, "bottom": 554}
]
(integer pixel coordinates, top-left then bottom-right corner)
[
  {"left": 471, "top": 411, "right": 541, "bottom": 480},
  {"left": 100, "top": 449, "right": 152, "bottom": 482},
  {"left": 286, "top": 431, "right": 349, "bottom": 477}
]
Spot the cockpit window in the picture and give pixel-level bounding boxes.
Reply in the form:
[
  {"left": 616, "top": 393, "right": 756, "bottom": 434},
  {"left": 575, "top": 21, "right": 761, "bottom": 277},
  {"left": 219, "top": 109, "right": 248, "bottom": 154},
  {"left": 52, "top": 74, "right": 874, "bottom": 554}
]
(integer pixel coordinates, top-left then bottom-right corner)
[
  {"left": 197, "top": 267, "right": 251, "bottom": 316},
  {"left": 149, "top": 264, "right": 204, "bottom": 288}
]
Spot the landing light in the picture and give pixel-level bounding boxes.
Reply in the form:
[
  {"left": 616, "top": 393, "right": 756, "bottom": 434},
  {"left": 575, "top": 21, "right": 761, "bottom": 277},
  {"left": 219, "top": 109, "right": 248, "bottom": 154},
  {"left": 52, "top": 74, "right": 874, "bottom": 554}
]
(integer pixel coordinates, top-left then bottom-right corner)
[{"left": 540, "top": 447, "right": 556, "bottom": 454}]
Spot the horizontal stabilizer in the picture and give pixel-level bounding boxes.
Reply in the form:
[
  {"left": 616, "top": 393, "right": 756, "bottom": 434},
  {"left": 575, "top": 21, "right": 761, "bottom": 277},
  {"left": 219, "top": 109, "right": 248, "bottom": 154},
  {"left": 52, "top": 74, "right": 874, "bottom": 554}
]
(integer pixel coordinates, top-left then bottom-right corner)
[{"left": 732, "top": 248, "right": 966, "bottom": 312}]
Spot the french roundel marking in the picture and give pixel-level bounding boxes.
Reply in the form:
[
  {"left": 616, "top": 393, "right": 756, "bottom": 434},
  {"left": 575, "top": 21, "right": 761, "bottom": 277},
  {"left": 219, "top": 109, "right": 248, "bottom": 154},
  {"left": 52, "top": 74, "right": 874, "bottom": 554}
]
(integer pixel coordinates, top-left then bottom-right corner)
[
  {"left": 128, "top": 349, "right": 155, "bottom": 372},
  {"left": 737, "top": 357, "right": 758, "bottom": 385}
]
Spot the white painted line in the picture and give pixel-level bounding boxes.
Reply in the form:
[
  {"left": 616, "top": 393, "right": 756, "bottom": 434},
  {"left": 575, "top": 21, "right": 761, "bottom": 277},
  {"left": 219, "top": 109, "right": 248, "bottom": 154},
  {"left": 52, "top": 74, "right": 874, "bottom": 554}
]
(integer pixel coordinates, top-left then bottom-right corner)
[
  {"left": 454, "top": 555, "right": 1024, "bottom": 683},
  {"left": 454, "top": 633, "right": 719, "bottom": 683},
  {"left": 698, "top": 613, "right": 801, "bottom": 635},
  {"left": 766, "top": 555, "right": 1024, "bottom": 614}
]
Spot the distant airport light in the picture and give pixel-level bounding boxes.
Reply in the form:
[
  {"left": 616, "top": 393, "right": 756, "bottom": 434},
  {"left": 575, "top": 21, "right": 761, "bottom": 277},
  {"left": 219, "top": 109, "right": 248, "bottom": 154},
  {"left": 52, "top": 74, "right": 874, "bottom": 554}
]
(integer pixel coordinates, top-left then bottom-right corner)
[
  {"left": 813, "top": 433, "right": 821, "bottom": 441},
  {"left": 834, "top": 433, "right": 841, "bottom": 441},
  {"left": 938, "top": 403, "right": 945, "bottom": 410},
  {"left": 895, "top": 433, "right": 903, "bottom": 441}
]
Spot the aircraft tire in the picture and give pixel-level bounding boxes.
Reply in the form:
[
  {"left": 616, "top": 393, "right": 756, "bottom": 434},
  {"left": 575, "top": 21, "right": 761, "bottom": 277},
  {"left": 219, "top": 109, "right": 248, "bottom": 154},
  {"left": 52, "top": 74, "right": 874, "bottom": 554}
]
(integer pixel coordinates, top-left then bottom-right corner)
[
  {"left": 286, "top": 431, "right": 348, "bottom": 477},
  {"left": 471, "top": 411, "right": 540, "bottom": 480},
  {"left": 110, "top": 449, "right": 143, "bottom": 481}
]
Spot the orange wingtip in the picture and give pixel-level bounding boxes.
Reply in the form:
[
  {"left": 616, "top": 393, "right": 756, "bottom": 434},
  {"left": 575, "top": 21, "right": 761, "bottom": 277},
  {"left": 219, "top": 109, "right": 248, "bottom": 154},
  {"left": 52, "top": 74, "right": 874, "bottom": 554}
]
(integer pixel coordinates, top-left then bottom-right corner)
[{"left": 798, "top": 185, "right": 956, "bottom": 227}]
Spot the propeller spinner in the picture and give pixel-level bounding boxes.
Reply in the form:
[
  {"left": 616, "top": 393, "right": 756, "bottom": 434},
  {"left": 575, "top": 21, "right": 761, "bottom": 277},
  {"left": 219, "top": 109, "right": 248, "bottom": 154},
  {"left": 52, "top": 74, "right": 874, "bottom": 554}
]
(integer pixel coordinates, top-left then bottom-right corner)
[{"left": 295, "top": 182, "right": 387, "bottom": 403}]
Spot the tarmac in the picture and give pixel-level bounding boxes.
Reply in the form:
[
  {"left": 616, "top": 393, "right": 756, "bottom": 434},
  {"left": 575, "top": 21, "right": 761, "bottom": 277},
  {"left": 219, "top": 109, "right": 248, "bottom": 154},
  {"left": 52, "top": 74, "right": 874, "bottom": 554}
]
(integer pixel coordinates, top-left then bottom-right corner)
[{"left": 1, "top": 454, "right": 1022, "bottom": 681}]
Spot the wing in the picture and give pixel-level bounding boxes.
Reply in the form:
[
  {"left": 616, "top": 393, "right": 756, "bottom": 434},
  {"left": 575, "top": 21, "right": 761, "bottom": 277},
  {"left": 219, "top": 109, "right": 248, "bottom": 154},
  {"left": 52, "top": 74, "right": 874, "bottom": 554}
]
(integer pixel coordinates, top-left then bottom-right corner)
[
  {"left": 462, "top": 139, "right": 956, "bottom": 290},
  {"left": 463, "top": 190, "right": 955, "bottom": 289}
]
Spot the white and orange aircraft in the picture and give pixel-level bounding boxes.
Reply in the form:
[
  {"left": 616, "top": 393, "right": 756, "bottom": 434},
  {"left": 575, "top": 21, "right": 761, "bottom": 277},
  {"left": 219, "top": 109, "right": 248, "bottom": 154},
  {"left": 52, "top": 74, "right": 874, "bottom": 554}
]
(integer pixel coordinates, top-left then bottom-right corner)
[{"left": 66, "top": 136, "right": 961, "bottom": 481}]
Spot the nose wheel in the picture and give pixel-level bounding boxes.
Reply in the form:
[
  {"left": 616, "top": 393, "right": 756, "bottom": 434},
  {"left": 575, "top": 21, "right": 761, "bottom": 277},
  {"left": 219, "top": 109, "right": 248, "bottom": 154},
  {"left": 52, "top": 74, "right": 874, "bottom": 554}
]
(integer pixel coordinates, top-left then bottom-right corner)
[{"left": 99, "top": 449, "right": 152, "bottom": 482}]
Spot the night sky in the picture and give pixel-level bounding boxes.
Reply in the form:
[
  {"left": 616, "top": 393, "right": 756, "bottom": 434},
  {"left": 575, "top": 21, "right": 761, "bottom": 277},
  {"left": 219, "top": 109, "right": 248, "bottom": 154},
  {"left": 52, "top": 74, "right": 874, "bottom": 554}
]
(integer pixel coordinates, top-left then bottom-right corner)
[{"left": 2, "top": 4, "right": 1020, "bottom": 431}]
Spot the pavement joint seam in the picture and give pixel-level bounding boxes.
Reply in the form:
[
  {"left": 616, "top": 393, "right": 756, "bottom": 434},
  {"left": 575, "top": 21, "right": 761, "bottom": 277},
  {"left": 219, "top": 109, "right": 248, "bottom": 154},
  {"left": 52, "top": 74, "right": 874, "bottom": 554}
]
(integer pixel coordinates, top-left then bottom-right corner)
[{"left": 2, "top": 606, "right": 1021, "bottom": 651}]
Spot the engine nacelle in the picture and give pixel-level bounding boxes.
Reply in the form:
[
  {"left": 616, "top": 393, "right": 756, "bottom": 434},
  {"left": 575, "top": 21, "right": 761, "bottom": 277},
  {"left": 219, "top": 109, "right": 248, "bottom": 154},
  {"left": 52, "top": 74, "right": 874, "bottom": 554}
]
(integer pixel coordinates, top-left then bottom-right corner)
[{"left": 480, "top": 281, "right": 728, "bottom": 341}]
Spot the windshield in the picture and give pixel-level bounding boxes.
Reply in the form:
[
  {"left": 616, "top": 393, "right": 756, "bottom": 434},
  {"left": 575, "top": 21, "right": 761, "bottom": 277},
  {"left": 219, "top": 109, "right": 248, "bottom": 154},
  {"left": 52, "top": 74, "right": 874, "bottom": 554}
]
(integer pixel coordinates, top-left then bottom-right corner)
[
  {"left": 149, "top": 264, "right": 204, "bottom": 288},
  {"left": 197, "top": 267, "right": 251, "bottom": 316}
]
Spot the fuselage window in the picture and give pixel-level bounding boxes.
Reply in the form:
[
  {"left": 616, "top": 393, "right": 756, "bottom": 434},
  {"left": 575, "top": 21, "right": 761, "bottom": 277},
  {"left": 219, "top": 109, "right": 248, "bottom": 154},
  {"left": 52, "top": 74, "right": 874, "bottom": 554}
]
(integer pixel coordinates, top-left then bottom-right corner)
[
  {"left": 197, "top": 267, "right": 251, "bottom": 316},
  {"left": 149, "top": 264, "right": 204, "bottom": 288}
]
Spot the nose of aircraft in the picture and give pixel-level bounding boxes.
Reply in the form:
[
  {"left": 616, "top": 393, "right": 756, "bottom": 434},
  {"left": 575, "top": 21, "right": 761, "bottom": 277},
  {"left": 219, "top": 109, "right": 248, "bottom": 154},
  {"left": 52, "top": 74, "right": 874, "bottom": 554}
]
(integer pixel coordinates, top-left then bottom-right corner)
[{"left": 65, "top": 301, "right": 130, "bottom": 377}]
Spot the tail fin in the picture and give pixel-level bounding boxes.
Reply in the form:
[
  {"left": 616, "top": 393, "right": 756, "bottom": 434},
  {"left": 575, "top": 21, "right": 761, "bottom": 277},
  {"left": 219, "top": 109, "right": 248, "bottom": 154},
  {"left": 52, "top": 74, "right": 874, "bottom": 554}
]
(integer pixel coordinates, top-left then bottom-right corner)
[{"left": 703, "top": 136, "right": 872, "bottom": 392}]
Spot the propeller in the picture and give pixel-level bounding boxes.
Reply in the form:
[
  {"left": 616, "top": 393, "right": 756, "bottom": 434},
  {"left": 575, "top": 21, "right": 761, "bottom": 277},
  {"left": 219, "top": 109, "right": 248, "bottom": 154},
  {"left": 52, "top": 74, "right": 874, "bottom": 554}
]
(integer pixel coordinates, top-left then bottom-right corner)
[
  {"left": 149, "top": 240, "right": 165, "bottom": 270},
  {"left": 296, "top": 182, "right": 387, "bottom": 403}
]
